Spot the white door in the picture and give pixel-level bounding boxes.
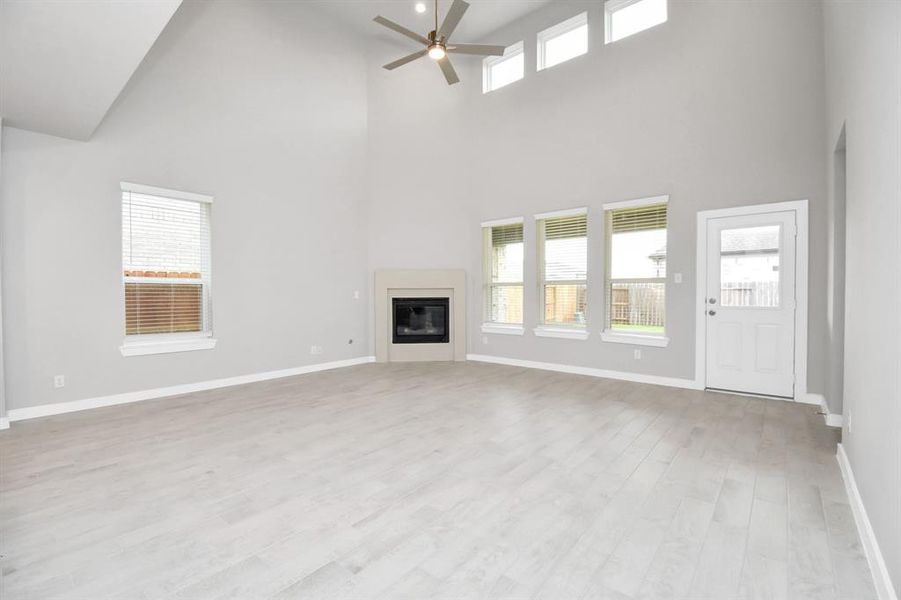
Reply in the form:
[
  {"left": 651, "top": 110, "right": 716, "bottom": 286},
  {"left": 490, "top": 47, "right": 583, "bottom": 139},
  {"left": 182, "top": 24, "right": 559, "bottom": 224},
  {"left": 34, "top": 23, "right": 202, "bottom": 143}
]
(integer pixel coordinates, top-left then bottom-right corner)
[{"left": 705, "top": 211, "right": 796, "bottom": 397}]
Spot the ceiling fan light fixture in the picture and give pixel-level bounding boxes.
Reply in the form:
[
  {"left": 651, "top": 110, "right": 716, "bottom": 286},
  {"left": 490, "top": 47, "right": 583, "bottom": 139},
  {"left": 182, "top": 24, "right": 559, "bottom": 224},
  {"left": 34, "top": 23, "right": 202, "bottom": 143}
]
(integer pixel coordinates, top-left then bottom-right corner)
[{"left": 374, "top": 0, "right": 507, "bottom": 85}]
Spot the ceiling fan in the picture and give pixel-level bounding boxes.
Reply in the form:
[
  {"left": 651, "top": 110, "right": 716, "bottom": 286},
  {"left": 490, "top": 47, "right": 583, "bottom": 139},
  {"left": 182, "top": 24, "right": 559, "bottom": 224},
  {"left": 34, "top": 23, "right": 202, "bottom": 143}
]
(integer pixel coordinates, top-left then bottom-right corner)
[{"left": 374, "top": 0, "right": 506, "bottom": 85}]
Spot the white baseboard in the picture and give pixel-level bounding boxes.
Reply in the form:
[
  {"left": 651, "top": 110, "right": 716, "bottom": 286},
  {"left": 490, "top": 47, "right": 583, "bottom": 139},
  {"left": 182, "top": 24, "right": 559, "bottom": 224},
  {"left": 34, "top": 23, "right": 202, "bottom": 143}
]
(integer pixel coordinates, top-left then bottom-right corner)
[
  {"left": 797, "top": 392, "right": 822, "bottom": 406},
  {"left": 466, "top": 353, "right": 702, "bottom": 390},
  {"left": 0, "top": 417, "right": 9, "bottom": 430},
  {"left": 836, "top": 443, "right": 899, "bottom": 600},
  {"left": 802, "top": 393, "right": 843, "bottom": 427},
  {"left": 7, "top": 356, "right": 376, "bottom": 423}
]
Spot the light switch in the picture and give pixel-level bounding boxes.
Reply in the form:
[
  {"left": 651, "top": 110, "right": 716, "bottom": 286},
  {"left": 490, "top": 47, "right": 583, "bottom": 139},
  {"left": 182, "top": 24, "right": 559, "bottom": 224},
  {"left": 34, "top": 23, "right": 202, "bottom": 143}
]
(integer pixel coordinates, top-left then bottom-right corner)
[{"left": 674, "top": 273, "right": 682, "bottom": 284}]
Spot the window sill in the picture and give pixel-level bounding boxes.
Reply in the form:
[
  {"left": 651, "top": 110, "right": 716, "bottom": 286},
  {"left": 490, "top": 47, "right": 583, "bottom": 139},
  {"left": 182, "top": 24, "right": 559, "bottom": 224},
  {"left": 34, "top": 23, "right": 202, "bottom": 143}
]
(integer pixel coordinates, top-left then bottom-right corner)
[
  {"left": 481, "top": 324, "right": 524, "bottom": 336},
  {"left": 120, "top": 337, "right": 217, "bottom": 357},
  {"left": 601, "top": 331, "right": 669, "bottom": 347},
  {"left": 533, "top": 326, "right": 589, "bottom": 340}
]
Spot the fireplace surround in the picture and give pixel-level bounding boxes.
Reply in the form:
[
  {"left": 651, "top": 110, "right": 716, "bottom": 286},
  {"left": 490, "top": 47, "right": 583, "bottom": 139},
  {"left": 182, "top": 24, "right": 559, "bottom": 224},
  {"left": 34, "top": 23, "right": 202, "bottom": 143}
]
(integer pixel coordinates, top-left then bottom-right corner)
[{"left": 374, "top": 270, "right": 466, "bottom": 362}]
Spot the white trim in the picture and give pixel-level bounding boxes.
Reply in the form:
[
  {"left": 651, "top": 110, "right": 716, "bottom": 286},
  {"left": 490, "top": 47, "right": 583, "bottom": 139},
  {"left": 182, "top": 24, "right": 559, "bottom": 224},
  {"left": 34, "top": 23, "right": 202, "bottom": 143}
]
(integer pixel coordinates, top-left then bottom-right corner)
[
  {"left": 481, "top": 323, "right": 524, "bottom": 336},
  {"left": 803, "top": 393, "right": 843, "bottom": 427},
  {"left": 601, "top": 330, "right": 669, "bottom": 347},
  {"left": 795, "top": 392, "right": 822, "bottom": 406},
  {"left": 605, "top": 0, "right": 668, "bottom": 45},
  {"left": 694, "top": 200, "right": 809, "bottom": 400},
  {"left": 481, "top": 216, "right": 524, "bottom": 228},
  {"left": 7, "top": 356, "right": 376, "bottom": 423},
  {"left": 537, "top": 11, "right": 588, "bottom": 71},
  {"left": 836, "top": 444, "right": 899, "bottom": 600},
  {"left": 705, "top": 388, "right": 793, "bottom": 402},
  {"left": 605, "top": 0, "right": 643, "bottom": 11},
  {"left": 120, "top": 337, "right": 217, "bottom": 356},
  {"left": 123, "top": 276, "right": 206, "bottom": 285},
  {"left": 0, "top": 417, "right": 9, "bottom": 431},
  {"left": 534, "top": 207, "right": 588, "bottom": 220},
  {"left": 602, "top": 194, "right": 669, "bottom": 211},
  {"left": 467, "top": 353, "right": 702, "bottom": 390},
  {"left": 532, "top": 326, "right": 589, "bottom": 340},
  {"left": 121, "top": 181, "right": 213, "bottom": 204},
  {"left": 482, "top": 41, "right": 524, "bottom": 94},
  {"left": 824, "top": 410, "right": 843, "bottom": 428}
]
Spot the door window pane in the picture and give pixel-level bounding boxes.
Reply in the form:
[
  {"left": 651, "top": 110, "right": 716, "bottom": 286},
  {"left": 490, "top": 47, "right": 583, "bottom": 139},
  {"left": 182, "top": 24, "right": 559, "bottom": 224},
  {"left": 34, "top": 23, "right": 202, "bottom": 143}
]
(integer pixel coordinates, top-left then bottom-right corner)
[{"left": 720, "top": 225, "right": 780, "bottom": 307}]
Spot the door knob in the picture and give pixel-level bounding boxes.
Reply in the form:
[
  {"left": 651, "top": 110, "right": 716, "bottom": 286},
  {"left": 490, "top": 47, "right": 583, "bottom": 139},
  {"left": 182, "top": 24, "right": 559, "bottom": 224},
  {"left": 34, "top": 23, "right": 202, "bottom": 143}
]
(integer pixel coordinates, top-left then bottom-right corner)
[
  {"left": 708, "top": 310, "right": 716, "bottom": 316},
  {"left": 708, "top": 298, "right": 717, "bottom": 304}
]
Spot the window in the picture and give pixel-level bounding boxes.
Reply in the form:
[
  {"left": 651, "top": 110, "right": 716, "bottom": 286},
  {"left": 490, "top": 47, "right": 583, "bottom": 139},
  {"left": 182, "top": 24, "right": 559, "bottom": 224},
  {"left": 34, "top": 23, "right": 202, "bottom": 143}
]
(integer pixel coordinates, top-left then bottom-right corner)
[
  {"left": 483, "top": 42, "right": 524, "bottom": 93},
  {"left": 121, "top": 182, "right": 215, "bottom": 356},
  {"left": 720, "top": 225, "right": 780, "bottom": 308},
  {"left": 536, "top": 209, "right": 588, "bottom": 338},
  {"left": 605, "top": 0, "right": 667, "bottom": 44},
  {"left": 603, "top": 196, "right": 668, "bottom": 346},
  {"left": 482, "top": 219, "right": 524, "bottom": 332},
  {"left": 537, "top": 12, "right": 588, "bottom": 71}
]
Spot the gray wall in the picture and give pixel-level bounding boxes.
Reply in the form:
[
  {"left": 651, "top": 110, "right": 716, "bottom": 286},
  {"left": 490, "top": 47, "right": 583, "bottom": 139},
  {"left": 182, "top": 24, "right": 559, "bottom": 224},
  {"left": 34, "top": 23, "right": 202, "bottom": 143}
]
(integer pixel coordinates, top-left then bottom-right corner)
[
  {"left": 0, "top": 116, "right": 5, "bottom": 422},
  {"left": 367, "top": 0, "right": 828, "bottom": 390},
  {"left": 823, "top": 1, "right": 901, "bottom": 593},
  {"left": 0, "top": 0, "right": 371, "bottom": 411}
]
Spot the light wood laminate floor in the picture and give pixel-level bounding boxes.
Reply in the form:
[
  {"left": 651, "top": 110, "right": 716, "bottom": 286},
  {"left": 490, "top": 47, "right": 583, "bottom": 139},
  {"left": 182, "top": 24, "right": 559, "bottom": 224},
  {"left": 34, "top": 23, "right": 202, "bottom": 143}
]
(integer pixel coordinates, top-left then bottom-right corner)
[{"left": 0, "top": 362, "right": 876, "bottom": 600}]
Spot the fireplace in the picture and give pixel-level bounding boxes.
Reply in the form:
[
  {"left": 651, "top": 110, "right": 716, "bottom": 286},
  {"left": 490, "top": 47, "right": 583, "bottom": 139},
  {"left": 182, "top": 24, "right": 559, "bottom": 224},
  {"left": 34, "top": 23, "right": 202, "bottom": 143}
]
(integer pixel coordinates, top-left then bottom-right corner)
[
  {"left": 392, "top": 297, "right": 450, "bottom": 344},
  {"left": 374, "top": 270, "right": 465, "bottom": 362}
]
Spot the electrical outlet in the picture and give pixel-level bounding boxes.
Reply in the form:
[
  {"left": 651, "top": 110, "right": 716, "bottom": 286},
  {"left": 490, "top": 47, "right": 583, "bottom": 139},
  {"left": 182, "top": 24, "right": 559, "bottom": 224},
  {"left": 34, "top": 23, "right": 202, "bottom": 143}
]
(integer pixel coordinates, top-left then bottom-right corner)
[
  {"left": 53, "top": 375, "right": 65, "bottom": 388},
  {"left": 634, "top": 349, "right": 642, "bottom": 360},
  {"left": 674, "top": 273, "right": 683, "bottom": 284},
  {"left": 353, "top": 290, "right": 360, "bottom": 300},
  {"left": 310, "top": 345, "right": 323, "bottom": 355}
]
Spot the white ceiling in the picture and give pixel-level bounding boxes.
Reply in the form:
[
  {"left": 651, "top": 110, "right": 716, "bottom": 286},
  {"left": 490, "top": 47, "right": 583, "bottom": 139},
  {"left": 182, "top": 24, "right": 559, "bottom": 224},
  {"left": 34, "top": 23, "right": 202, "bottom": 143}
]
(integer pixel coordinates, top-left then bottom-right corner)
[
  {"left": 0, "top": 0, "right": 182, "bottom": 141},
  {"left": 316, "top": 0, "right": 551, "bottom": 45},
  {"left": 0, "top": 0, "right": 546, "bottom": 141}
]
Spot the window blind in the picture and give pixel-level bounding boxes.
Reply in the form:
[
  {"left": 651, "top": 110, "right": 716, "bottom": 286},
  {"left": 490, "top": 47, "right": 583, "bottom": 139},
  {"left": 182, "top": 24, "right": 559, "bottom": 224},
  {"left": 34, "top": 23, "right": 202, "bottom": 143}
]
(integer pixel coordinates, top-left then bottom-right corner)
[
  {"left": 610, "top": 203, "right": 667, "bottom": 233},
  {"left": 543, "top": 214, "right": 588, "bottom": 280},
  {"left": 606, "top": 201, "right": 667, "bottom": 335},
  {"left": 122, "top": 190, "right": 212, "bottom": 337},
  {"left": 491, "top": 223, "right": 524, "bottom": 246},
  {"left": 540, "top": 213, "right": 587, "bottom": 326},
  {"left": 484, "top": 222, "right": 524, "bottom": 324},
  {"left": 545, "top": 214, "right": 588, "bottom": 240}
]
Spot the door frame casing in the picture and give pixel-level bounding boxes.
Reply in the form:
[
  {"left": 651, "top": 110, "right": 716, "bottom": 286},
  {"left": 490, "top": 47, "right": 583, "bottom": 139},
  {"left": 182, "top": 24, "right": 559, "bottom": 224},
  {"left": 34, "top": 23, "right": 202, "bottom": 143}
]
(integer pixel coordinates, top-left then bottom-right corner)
[{"left": 694, "top": 199, "right": 809, "bottom": 401}]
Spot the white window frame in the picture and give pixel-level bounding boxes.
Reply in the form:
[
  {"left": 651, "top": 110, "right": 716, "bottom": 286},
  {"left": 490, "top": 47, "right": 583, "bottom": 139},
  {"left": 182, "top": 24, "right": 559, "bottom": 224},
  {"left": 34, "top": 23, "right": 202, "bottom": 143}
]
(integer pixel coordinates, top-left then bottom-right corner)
[
  {"left": 482, "top": 216, "right": 525, "bottom": 335},
  {"left": 602, "top": 194, "right": 669, "bottom": 347},
  {"left": 120, "top": 181, "right": 216, "bottom": 357},
  {"left": 537, "top": 12, "right": 589, "bottom": 72},
  {"left": 534, "top": 207, "right": 589, "bottom": 340},
  {"left": 604, "top": 0, "right": 668, "bottom": 45},
  {"left": 482, "top": 41, "right": 525, "bottom": 94}
]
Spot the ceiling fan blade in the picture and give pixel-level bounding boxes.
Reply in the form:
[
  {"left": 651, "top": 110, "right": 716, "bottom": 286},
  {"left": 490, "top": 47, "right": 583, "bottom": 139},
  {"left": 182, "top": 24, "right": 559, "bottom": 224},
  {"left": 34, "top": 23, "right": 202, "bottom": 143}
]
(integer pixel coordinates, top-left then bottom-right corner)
[
  {"left": 449, "top": 43, "right": 506, "bottom": 56},
  {"left": 437, "top": 0, "right": 469, "bottom": 41},
  {"left": 373, "top": 16, "right": 429, "bottom": 45},
  {"left": 438, "top": 57, "right": 460, "bottom": 85},
  {"left": 383, "top": 49, "right": 429, "bottom": 70}
]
